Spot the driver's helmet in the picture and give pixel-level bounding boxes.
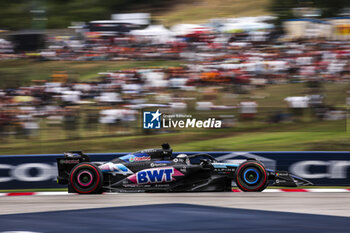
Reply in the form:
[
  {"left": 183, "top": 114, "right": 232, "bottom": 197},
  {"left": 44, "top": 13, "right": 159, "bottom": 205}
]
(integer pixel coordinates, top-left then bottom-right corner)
[{"left": 176, "top": 154, "right": 190, "bottom": 165}]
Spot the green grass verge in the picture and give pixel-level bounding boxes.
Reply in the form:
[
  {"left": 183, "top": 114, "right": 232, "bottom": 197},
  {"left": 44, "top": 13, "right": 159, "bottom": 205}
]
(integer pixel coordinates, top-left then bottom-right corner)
[
  {"left": 0, "top": 120, "right": 348, "bottom": 154},
  {"left": 157, "top": 0, "right": 270, "bottom": 25}
]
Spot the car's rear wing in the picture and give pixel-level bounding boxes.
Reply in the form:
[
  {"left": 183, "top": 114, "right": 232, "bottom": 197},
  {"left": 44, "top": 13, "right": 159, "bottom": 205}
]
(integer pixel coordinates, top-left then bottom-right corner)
[{"left": 56, "top": 151, "right": 90, "bottom": 184}]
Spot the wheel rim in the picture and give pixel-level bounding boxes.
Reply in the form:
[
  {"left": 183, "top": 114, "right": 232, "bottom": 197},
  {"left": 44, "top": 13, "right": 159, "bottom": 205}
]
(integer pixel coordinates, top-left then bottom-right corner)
[
  {"left": 236, "top": 162, "right": 267, "bottom": 192},
  {"left": 70, "top": 164, "right": 102, "bottom": 194},
  {"left": 77, "top": 170, "right": 93, "bottom": 187},
  {"left": 243, "top": 168, "right": 260, "bottom": 185}
]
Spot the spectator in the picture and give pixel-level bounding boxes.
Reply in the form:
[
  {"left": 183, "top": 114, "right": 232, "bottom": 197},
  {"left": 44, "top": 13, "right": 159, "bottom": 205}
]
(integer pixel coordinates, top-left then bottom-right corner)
[
  {"left": 284, "top": 96, "right": 309, "bottom": 120},
  {"left": 239, "top": 101, "right": 257, "bottom": 120}
]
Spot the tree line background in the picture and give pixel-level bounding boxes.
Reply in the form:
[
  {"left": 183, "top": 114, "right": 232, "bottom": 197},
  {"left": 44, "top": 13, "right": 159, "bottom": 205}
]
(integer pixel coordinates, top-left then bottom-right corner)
[{"left": 0, "top": 0, "right": 349, "bottom": 30}]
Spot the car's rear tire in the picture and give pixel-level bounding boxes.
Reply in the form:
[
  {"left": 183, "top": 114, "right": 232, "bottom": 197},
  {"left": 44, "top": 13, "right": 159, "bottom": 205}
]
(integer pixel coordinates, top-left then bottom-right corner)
[
  {"left": 69, "top": 162, "right": 103, "bottom": 194},
  {"left": 235, "top": 161, "right": 268, "bottom": 192}
]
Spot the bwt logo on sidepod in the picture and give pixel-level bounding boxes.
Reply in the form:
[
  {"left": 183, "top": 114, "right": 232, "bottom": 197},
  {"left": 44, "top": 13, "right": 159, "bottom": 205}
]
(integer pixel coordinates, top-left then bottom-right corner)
[
  {"left": 128, "top": 167, "right": 184, "bottom": 184},
  {"left": 138, "top": 168, "right": 173, "bottom": 184},
  {"left": 143, "top": 109, "right": 162, "bottom": 129}
]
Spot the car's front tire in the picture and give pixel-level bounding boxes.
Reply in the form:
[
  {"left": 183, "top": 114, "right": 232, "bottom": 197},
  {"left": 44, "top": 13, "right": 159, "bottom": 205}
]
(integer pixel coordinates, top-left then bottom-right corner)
[
  {"left": 69, "top": 162, "right": 103, "bottom": 194},
  {"left": 235, "top": 161, "right": 268, "bottom": 192}
]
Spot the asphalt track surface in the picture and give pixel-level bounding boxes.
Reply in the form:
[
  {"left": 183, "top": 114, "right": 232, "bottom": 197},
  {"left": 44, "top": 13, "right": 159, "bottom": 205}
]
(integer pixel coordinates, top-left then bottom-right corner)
[{"left": 0, "top": 193, "right": 350, "bottom": 233}]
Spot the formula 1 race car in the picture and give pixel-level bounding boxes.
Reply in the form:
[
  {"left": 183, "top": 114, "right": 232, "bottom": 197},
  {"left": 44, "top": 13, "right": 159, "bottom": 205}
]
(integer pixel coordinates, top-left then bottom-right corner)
[{"left": 56, "top": 144, "right": 312, "bottom": 194}]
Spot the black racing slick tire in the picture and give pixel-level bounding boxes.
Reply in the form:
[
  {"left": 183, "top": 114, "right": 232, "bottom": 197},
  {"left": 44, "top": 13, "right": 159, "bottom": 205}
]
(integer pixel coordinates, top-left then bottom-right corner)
[
  {"left": 235, "top": 161, "right": 268, "bottom": 192},
  {"left": 69, "top": 162, "right": 103, "bottom": 194}
]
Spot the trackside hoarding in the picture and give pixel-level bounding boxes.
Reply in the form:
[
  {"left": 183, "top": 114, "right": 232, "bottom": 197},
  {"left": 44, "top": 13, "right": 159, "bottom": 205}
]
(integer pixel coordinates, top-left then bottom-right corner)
[{"left": 0, "top": 152, "right": 350, "bottom": 189}]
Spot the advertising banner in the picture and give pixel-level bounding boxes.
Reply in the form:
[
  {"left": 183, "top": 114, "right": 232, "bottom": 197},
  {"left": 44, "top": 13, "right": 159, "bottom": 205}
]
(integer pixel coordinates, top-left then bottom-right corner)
[{"left": 0, "top": 151, "right": 349, "bottom": 190}]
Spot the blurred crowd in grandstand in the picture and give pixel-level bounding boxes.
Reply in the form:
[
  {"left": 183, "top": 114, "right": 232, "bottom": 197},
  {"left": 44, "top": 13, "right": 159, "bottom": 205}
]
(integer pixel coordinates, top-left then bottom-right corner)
[{"left": 0, "top": 18, "right": 349, "bottom": 138}]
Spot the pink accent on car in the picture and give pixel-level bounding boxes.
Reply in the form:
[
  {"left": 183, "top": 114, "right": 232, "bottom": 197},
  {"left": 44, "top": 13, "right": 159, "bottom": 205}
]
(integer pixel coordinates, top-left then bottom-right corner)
[
  {"left": 127, "top": 174, "right": 137, "bottom": 183},
  {"left": 173, "top": 168, "right": 185, "bottom": 176},
  {"left": 77, "top": 171, "right": 93, "bottom": 186}
]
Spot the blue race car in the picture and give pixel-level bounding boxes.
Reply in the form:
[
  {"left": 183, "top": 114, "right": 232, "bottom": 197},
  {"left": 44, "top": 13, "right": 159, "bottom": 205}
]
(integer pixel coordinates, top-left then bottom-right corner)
[{"left": 57, "top": 144, "right": 312, "bottom": 194}]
